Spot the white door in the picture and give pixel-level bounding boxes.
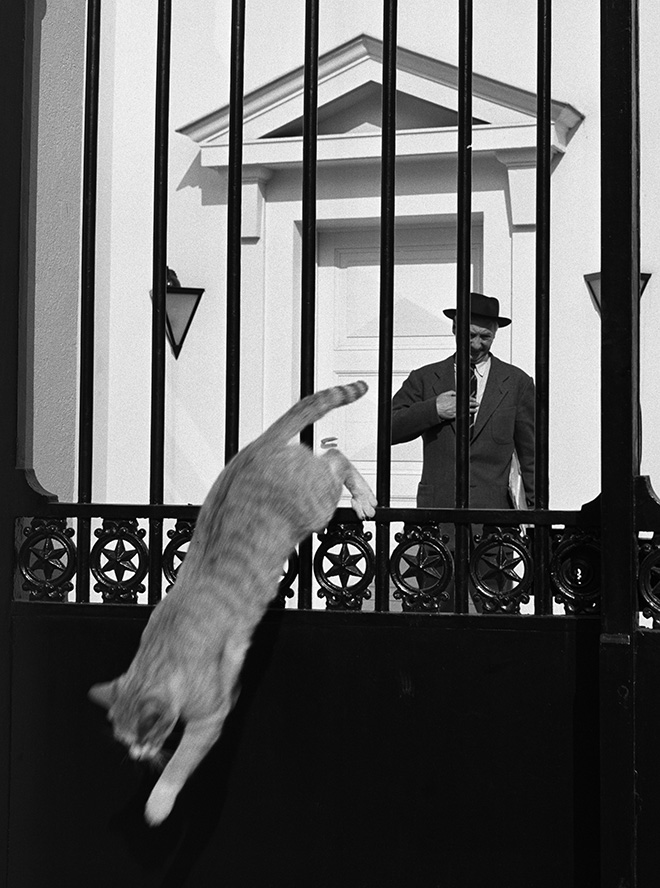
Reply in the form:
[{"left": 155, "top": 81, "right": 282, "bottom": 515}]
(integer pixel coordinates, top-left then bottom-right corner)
[{"left": 316, "top": 223, "right": 483, "bottom": 507}]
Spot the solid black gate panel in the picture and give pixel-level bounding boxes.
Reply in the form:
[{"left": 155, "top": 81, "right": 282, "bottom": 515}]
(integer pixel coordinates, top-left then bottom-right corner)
[
  {"left": 634, "top": 630, "right": 660, "bottom": 888},
  {"left": 9, "top": 606, "right": 599, "bottom": 888}
]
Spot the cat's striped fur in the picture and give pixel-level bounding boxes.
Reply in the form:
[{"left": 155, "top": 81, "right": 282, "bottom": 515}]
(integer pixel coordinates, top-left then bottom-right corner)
[{"left": 89, "top": 381, "right": 376, "bottom": 825}]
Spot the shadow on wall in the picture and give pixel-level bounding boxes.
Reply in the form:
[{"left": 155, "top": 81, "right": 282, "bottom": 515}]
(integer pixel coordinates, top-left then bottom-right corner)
[
  {"left": 18, "top": 0, "right": 48, "bottom": 482},
  {"left": 176, "top": 151, "right": 228, "bottom": 207}
]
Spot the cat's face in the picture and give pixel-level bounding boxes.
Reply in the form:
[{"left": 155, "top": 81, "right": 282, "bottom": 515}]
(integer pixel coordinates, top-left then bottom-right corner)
[{"left": 89, "top": 677, "right": 178, "bottom": 762}]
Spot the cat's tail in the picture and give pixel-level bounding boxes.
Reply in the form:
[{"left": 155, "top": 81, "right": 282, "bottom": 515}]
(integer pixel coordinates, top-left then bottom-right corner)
[{"left": 261, "top": 381, "right": 368, "bottom": 446}]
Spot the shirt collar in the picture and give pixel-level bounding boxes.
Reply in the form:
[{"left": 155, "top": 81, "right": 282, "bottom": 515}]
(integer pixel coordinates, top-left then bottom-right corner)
[
  {"left": 453, "top": 353, "right": 491, "bottom": 375},
  {"left": 472, "top": 355, "right": 490, "bottom": 377}
]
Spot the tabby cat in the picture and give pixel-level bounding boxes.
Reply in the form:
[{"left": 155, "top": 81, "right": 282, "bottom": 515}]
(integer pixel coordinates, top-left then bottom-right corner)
[{"left": 89, "top": 381, "right": 377, "bottom": 826}]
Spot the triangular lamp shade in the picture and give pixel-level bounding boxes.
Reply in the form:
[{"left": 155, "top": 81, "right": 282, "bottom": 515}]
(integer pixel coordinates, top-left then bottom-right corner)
[
  {"left": 165, "top": 287, "right": 204, "bottom": 358},
  {"left": 584, "top": 272, "right": 651, "bottom": 315}
]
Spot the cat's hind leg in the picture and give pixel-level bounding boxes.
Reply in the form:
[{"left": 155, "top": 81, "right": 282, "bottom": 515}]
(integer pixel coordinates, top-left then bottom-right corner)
[
  {"left": 322, "top": 449, "right": 377, "bottom": 519},
  {"left": 145, "top": 711, "right": 227, "bottom": 825},
  {"left": 144, "top": 637, "right": 250, "bottom": 825}
]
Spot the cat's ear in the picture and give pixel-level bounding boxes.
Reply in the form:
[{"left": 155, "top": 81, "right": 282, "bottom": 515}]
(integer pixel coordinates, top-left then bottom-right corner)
[{"left": 88, "top": 679, "right": 118, "bottom": 710}]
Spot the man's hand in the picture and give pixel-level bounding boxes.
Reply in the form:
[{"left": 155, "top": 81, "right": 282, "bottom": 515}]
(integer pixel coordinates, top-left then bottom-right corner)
[{"left": 435, "top": 390, "right": 479, "bottom": 421}]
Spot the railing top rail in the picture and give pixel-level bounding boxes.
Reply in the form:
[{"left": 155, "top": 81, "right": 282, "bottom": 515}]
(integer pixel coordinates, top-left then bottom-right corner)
[{"left": 22, "top": 501, "right": 588, "bottom": 526}]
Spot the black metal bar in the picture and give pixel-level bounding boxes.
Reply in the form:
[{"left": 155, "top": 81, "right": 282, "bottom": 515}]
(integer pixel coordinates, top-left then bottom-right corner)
[
  {"left": 76, "top": 0, "right": 103, "bottom": 602},
  {"left": 149, "top": 0, "right": 172, "bottom": 505},
  {"left": 26, "top": 501, "right": 585, "bottom": 525},
  {"left": 78, "top": 0, "right": 101, "bottom": 504},
  {"left": 76, "top": 518, "right": 92, "bottom": 603},
  {"left": 454, "top": 0, "right": 473, "bottom": 614},
  {"left": 30, "top": 502, "right": 203, "bottom": 520},
  {"left": 148, "top": 0, "right": 173, "bottom": 602},
  {"left": 297, "top": 0, "right": 320, "bottom": 610},
  {"left": 148, "top": 518, "right": 163, "bottom": 605},
  {"left": 533, "top": 0, "right": 552, "bottom": 615},
  {"left": 599, "top": 0, "right": 640, "bottom": 883},
  {"left": 224, "top": 0, "right": 246, "bottom": 464},
  {"left": 375, "top": 0, "right": 398, "bottom": 611},
  {"left": 300, "top": 0, "right": 319, "bottom": 419}
]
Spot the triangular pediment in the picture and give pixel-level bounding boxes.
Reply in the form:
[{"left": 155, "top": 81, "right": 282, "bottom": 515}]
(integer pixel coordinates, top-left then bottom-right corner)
[
  {"left": 179, "top": 34, "right": 583, "bottom": 168},
  {"left": 264, "top": 81, "right": 487, "bottom": 138}
]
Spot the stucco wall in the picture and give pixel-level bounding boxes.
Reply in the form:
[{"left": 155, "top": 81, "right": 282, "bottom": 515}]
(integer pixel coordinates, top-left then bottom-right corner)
[{"left": 26, "top": 0, "right": 86, "bottom": 501}]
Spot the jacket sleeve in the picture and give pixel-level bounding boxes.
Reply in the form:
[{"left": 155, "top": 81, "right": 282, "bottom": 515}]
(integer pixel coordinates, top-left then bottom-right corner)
[
  {"left": 391, "top": 369, "right": 443, "bottom": 445},
  {"left": 514, "top": 373, "right": 536, "bottom": 506}
]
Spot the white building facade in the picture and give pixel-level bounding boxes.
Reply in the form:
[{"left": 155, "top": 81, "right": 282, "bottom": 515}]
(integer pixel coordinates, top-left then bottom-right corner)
[{"left": 25, "top": 0, "right": 660, "bottom": 512}]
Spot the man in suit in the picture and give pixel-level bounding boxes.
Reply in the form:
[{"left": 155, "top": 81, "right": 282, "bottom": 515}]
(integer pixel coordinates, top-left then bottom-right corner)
[
  {"left": 392, "top": 292, "right": 535, "bottom": 511},
  {"left": 391, "top": 293, "right": 534, "bottom": 613}
]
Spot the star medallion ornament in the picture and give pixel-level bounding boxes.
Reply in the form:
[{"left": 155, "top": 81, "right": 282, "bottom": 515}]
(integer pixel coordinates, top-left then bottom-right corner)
[
  {"left": 27, "top": 535, "right": 68, "bottom": 582},
  {"left": 477, "top": 540, "right": 525, "bottom": 592},
  {"left": 98, "top": 537, "right": 140, "bottom": 583},
  {"left": 18, "top": 518, "right": 77, "bottom": 600},
  {"left": 400, "top": 543, "right": 446, "bottom": 590},
  {"left": 323, "top": 541, "right": 367, "bottom": 589},
  {"left": 470, "top": 529, "right": 532, "bottom": 612},
  {"left": 314, "top": 523, "right": 374, "bottom": 609},
  {"left": 390, "top": 526, "right": 453, "bottom": 611},
  {"left": 90, "top": 518, "right": 148, "bottom": 602},
  {"left": 163, "top": 519, "right": 196, "bottom": 590}
]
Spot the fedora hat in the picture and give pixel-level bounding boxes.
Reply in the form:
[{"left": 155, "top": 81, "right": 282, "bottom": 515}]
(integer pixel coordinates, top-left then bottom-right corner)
[{"left": 443, "top": 292, "right": 511, "bottom": 327}]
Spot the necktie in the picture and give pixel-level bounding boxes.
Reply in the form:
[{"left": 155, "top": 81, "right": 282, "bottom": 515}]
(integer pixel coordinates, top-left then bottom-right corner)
[{"left": 469, "top": 363, "right": 478, "bottom": 438}]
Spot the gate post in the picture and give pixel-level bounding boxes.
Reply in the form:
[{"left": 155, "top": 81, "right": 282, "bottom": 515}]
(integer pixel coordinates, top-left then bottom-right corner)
[
  {"left": 0, "top": 1, "right": 56, "bottom": 881},
  {"left": 600, "top": 0, "right": 640, "bottom": 885}
]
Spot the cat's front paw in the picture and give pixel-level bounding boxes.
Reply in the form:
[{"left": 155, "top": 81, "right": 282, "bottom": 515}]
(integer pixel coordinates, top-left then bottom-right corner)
[
  {"left": 144, "top": 782, "right": 177, "bottom": 827},
  {"left": 351, "top": 489, "right": 377, "bottom": 520}
]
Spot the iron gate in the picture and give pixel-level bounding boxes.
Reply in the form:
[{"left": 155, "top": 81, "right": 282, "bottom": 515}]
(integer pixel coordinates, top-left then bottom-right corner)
[{"left": 2, "top": 0, "right": 660, "bottom": 885}]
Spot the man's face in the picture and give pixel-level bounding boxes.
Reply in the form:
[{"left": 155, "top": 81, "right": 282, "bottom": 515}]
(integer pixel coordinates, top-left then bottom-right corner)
[{"left": 453, "top": 316, "right": 498, "bottom": 364}]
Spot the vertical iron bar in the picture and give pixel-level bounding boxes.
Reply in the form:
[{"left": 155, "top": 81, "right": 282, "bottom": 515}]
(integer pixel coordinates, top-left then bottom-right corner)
[
  {"left": 300, "top": 0, "right": 319, "bottom": 417},
  {"left": 224, "top": 0, "right": 246, "bottom": 465},
  {"left": 78, "top": 0, "right": 101, "bottom": 503},
  {"left": 298, "top": 0, "right": 320, "bottom": 609},
  {"left": 77, "top": 0, "right": 102, "bottom": 602},
  {"left": 148, "top": 0, "right": 173, "bottom": 602},
  {"left": 533, "top": 0, "right": 552, "bottom": 614},
  {"left": 600, "top": 0, "right": 639, "bottom": 883},
  {"left": 454, "top": 0, "right": 473, "bottom": 614},
  {"left": 375, "top": 0, "right": 398, "bottom": 612}
]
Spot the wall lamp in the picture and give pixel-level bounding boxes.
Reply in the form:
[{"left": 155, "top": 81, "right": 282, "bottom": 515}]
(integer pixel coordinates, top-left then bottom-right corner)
[
  {"left": 583, "top": 271, "right": 652, "bottom": 316},
  {"left": 164, "top": 268, "right": 204, "bottom": 359}
]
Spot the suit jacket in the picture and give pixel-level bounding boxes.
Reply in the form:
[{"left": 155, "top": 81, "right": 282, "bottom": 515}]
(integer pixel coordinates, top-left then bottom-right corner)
[{"left": 392, "top": 355, "right": 535, "bottom": 509}]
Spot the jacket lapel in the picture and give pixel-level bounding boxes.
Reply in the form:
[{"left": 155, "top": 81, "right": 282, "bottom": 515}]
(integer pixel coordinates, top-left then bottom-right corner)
[
  {"left": 471, "top": 356, "right": 509, "bottom": 442},
  {"left": 431, "top": 357, "right": 456, "bottom": 400},
  {"left": 427, "top": 355, "right": 510, "bottom": 441}
]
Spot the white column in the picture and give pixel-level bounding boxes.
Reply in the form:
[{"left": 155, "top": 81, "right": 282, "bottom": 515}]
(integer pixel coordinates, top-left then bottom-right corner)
[
  {"left": 496, "top": 150, "right": 537, "bottom": 378},
  {"left": 239, "top": 167, "right": 272, "bottom": 444}
]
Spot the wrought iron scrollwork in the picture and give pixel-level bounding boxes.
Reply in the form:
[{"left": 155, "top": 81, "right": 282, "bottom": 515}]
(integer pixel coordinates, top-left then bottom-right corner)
[
  {"left": 550, "top": 529, "right": 600, "bottom": 614},
  {"left": 470, "top": 527, "right": 532, "bottom": 613},
  {"left": 390, "top": 525, "right": 453, "bottom": 612},
  {"left": 639, "top": 539, "right": 660, "bottom": 620},
  {"left": 90, "top": 518, "right": 148, "bottom": 603},
  {"left": 163, "top": 518, "right": 195, "bottom": 591},
  {"left": 18, "top": 518, "right": 77, "bottom": 601},
  {"left": 314, "top": 522, "right": 374, "bottom": 610},
  {"left": 272, "top": 550, "right": 299, "bottom": 608}
]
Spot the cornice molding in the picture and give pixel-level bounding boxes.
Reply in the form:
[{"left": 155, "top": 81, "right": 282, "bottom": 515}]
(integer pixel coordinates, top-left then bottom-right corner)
[{"left": 178, "top": 33, "right": 584, "bottom": 151}]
